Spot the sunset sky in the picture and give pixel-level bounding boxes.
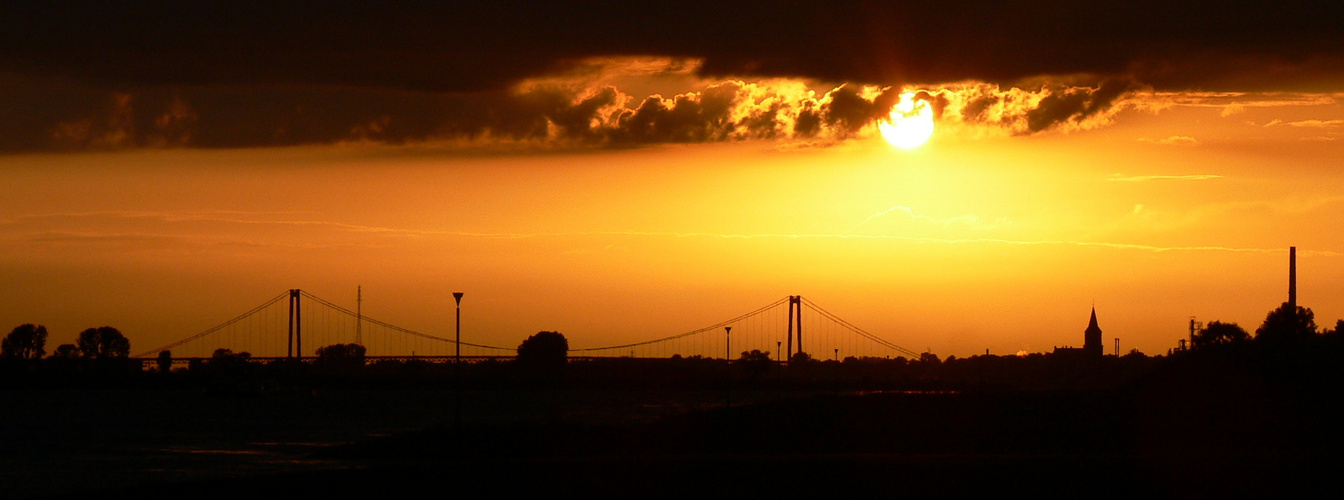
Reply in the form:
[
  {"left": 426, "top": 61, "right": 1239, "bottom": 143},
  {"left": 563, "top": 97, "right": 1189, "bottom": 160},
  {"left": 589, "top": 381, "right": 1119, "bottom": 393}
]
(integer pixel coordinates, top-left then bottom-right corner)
[{"left": 3, "top": 2, "right": 1342, "bottom": 358}]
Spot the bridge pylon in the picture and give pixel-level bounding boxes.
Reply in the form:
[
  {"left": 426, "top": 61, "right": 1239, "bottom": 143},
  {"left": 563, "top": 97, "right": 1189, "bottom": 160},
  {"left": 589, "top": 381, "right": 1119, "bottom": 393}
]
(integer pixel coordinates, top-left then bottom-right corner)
[
  {"left": 288, "top": 289, "right": 302, "bottom": 359},
  {"left": 786, "top": 295, "right": 803, "bottom": 359}
]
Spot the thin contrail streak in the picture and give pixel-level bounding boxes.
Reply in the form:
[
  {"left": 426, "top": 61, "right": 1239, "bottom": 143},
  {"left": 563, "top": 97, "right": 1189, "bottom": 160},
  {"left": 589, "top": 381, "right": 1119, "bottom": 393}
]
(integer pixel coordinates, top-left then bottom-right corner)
[{"left": 10, "top": 210, "right": 1340, "bottom": 256}]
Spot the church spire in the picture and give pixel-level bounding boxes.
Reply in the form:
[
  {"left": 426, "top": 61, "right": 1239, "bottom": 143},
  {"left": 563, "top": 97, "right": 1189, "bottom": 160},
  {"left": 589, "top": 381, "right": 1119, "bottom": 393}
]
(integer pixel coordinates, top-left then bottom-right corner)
[{"left": 1084, "top": 307, "right": 1103, "bottom": 356}]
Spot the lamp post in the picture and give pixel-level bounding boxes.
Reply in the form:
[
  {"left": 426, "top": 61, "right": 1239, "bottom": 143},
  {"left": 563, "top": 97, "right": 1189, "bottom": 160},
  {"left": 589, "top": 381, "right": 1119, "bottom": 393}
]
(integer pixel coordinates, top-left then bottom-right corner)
[
  {"left": 725, "top": 326, "right": 732, "bottom": 361},
  {"left": 725, "top": 326, "right": 732, "bottom": 409},
  {"left": 453, "top": 292, "right": 463, "bottom": 428},
  {"left": 834, "top": 348, "right": 840, "bottom": 395},
  {"left": 454, "top": 293, "right": 463, "bottom": 359}
]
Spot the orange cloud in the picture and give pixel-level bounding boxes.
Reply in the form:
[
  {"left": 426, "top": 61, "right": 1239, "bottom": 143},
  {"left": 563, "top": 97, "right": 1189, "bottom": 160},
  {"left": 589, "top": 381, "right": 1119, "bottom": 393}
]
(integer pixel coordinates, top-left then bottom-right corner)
[
  {"left": 2, "top": 57, "right": 1265, "bottom": 152},
  {"left": 1137, "top": 136, "right": 1201, "bottom": 146}
]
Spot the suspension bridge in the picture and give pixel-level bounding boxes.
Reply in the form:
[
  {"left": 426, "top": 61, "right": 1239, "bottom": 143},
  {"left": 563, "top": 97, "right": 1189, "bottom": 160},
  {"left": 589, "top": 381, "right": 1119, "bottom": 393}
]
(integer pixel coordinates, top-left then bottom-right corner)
[{"left": 134, "top": 289, "right": 922, "bottom": 364}]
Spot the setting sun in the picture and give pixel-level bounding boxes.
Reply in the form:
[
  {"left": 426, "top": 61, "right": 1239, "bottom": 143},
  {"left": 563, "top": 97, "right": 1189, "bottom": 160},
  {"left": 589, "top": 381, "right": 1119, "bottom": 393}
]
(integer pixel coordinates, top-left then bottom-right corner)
[{"left": 878, "top": 92, "right": 935, "bottom": 149}]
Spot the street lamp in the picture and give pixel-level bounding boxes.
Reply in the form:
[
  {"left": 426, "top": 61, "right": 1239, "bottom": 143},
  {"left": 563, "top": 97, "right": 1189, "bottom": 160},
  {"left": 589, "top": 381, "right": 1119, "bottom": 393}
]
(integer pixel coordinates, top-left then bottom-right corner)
[
  {"left": 454, "top": 292, "right": 464, "bottom": 361},
  {"left": 725, "top": 326, "right": 732, "bottom": 361}
]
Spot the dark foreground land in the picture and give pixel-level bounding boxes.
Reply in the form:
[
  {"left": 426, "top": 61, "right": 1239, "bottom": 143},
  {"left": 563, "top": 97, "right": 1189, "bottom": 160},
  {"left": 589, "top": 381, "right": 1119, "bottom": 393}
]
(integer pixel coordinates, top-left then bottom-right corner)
[
  {"left": 295, "top": 389, "right": 1340, "bottom": 498},
  {"left": 11, "top": 387, "right": 1341, "bottom": 499},
  {"left": 6, "top": 343, "right": 1344, "bottom": 498},
  {"left": 91, "top": 391, "right": 1344, "bottom": 499}
]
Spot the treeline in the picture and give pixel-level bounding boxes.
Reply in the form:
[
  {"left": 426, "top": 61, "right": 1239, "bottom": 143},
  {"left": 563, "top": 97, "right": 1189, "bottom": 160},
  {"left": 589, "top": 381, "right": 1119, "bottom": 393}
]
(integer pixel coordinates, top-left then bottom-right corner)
[
  {"left": 1185, "top": 301, "right": 1344, "bottom": 349},
  {"left": 0, "top": 324, "right": 138, "bottom": 376}
]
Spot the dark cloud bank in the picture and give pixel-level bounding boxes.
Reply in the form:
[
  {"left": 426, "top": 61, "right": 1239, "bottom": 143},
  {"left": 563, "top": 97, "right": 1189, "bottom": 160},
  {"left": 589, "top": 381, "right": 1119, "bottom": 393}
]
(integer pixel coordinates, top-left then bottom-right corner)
[{"left": 2, "top": 1, "right": 1340, "bottom": 152}]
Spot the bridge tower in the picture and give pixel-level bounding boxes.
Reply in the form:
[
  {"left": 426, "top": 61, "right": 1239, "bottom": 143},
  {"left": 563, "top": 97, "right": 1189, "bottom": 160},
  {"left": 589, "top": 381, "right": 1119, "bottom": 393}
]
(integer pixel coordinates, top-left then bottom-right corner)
[
  {"left": 786, "top": 295, "right": 803, "bottom": 359},
  {"left": 288, "top": 289, "right": 302, "bottom": 359}
]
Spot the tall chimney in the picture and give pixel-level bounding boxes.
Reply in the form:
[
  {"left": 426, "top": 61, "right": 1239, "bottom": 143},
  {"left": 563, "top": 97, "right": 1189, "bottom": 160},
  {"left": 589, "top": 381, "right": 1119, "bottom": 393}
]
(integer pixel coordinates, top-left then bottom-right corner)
[{"left": 1289, "top": 246, "right": 1297, "bottom": 309}]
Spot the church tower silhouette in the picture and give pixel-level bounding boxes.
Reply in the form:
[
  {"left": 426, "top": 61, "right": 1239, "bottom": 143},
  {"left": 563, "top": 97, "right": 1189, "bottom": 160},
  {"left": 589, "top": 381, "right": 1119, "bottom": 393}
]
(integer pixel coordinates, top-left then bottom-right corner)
[{"left": 1084, "top": 307, "right": 1103, "bottom": 356}]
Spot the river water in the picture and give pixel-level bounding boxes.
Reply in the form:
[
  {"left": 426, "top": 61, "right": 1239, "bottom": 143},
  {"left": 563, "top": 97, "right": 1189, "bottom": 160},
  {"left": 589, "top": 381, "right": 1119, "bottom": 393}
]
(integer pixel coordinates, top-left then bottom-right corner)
[{"left": 0, "top": 387, "right": 782, "bottom": 498}]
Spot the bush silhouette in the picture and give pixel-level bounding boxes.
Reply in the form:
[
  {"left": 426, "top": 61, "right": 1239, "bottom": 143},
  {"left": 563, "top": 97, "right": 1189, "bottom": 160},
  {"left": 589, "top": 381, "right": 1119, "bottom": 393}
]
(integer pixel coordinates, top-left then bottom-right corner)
[
  {"left": 316, "top": 343, "right": 367, "bottom": 373},
  {"left": 738, "top": 349, "right": 773, "bottom": 378},
  {"left": 1193, "top": 321, "right": 1249, "bottom": 349},
  {"left": 50, "top": 344, "right": 78, "bottom": 359}
]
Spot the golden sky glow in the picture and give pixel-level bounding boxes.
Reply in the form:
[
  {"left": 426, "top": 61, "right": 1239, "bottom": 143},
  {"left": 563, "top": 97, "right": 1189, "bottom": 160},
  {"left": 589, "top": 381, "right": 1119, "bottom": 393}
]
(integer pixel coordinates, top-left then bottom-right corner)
[{"left": 3, "top": 75, "right": 1342, "bottom": 357}]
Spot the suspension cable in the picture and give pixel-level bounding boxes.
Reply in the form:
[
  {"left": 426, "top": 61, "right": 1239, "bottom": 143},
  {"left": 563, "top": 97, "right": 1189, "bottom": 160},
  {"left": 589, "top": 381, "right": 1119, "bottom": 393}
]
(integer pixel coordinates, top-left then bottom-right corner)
[
  {"left": 135, "top": 291, "right": 918, "bottom": 360},
  {"left": 572, "top": 296, "right": 790, "bottom": 352},
  {"left": 133, "top": 291, "right": 290, "bottom": 358},
  {"left": 799, "top": 296, "right": 922, "bottom": 358},
  {"left": 299, "top": 290, "right": 513, "bottom": 351}
]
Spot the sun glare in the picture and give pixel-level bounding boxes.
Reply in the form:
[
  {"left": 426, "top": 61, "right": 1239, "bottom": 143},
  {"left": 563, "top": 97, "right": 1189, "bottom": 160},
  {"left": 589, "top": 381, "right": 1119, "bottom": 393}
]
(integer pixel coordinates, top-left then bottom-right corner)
[{"left": 879, "top": 92, "right": 935, "bottom": 149}]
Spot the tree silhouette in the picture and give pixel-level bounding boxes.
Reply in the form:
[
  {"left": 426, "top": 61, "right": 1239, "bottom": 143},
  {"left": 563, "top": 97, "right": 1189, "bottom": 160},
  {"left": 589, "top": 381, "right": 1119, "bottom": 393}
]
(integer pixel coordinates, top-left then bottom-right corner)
[
  {"left": 156, "top": 350, "right": 173, "bottom": 372},
  {"left": 76, "top": 326, "right": 130, "bottom": 359},
  {"left": 517, "top": 331, "right": 568, "bottom": 375},
  {"left": 2, "top": 324, "right": 48, "bottom": 359},
  {"left": 1255, "top": 302, "right": 1318, "bottom": 345},
  {"left": 1192, "top": 321, "right": 1249, "bottom": 349}
]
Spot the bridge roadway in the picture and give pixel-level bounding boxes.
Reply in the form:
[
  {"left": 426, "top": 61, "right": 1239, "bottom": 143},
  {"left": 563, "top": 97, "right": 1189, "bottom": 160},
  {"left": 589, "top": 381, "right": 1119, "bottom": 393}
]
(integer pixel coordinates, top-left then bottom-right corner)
[{"left": 139, "top": 355, "right": 699, "bottom": 369}]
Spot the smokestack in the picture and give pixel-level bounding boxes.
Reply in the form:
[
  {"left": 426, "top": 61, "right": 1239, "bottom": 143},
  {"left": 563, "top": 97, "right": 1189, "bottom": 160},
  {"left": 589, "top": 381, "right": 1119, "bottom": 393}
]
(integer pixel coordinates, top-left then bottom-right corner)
[{"left": 1289, "top": 246, "right": 1297, "bottom": 309}]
